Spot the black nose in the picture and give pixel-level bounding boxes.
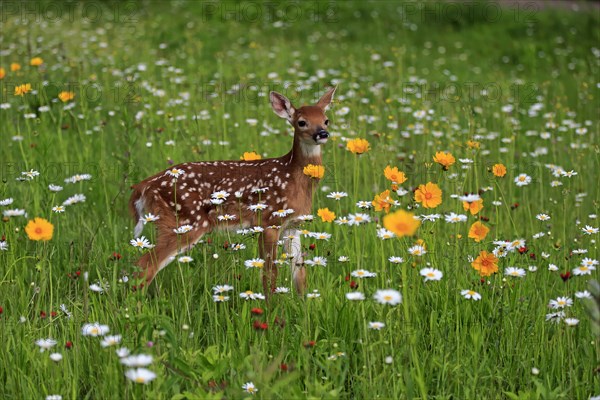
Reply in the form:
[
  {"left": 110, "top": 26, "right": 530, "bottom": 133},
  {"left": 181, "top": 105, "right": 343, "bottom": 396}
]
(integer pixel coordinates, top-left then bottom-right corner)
[{"left": 315, "top": 130, "right": 329, "bottom": 140}]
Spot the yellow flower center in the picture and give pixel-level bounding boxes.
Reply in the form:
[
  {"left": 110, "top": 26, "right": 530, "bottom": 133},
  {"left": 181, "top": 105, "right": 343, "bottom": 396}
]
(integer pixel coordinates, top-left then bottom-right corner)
[{"left": 383, "top": 295, "right": 392, "bottom": 301}]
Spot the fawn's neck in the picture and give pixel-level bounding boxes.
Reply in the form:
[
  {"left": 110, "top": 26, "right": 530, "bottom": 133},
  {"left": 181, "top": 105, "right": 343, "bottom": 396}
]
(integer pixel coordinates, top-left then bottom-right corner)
[{"left": 288, "top": 135, "right": 322, "bottom": 168}]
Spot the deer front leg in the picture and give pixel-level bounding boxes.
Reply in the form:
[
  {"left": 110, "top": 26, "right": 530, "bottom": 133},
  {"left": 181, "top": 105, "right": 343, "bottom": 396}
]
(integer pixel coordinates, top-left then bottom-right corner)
[
  {"left": 283, "top": 229, "right": 306, "bottom": 295},
  {"left": 260, "top": 228, "right": 280, "bottom": 296}
]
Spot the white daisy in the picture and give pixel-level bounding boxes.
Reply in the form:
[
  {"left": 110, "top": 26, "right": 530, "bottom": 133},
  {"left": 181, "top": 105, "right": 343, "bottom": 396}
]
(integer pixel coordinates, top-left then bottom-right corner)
[
  {"left": 242, "top": 382, "right": 258, "bottom": 395},
  {"left": 373, "top": 289, "right": 402, "bottom": 305},
  {"left": 514, "top": 173, "right": 532, "bottom": 186},
  {"left": 345, "top": 292, "right": 365, "bottom": 301},
  {"left": 124, "top": 368, "right": 157, "bottom": 384},
  {"left": 327, "top": 191, "right": 348, "bottom": 200},
  {"left": 35, "top": 338, "right": 57, "bottom": 352},
  {"left": 173, "top": 225, "right": 193, "bottom": 234},
  {"left": 368, "top": 322, "right": 386, "bottom": 330},
  {"left": 165, "top": 168, "right": 185, "bottom": 178},
  {"left": 351, "top": 269, "right": 377, "bottom": 278},
  {"left": 130, "top": 236, "right": 154, "bottom": 249},
  {"left": 461, "top": 289, "right": 481, "bottom": 301},
  {"left": 420, "top": 268, "right": 443, "bottom": 282},
  {"left": 101, "top": 335, "right": 122, "bottom": 348},
  {"left": 81, "top": 322, "right": 110, "bottom": 337},
  {"left": 244, "top": 258, "right": 265, "bottom": 269},
  {"left": 141, "top": 213, "right": 159, "bottom": 224},
  {"left": 504, "top": 267, "right": 526, "bottom": 278}
]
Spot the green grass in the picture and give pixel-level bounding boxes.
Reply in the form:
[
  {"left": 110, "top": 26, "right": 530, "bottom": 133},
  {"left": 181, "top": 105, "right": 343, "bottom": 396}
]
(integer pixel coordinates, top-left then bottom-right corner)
[{"left": 1, "top": 1, "right": 599, "bottom": 399}]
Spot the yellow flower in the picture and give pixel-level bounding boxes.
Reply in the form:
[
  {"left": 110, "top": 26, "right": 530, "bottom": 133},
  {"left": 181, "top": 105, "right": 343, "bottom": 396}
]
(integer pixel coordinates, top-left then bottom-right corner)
[
  {"left": 303, "top": 164, "right": 324, "bottom": 179},
  {"left": 463, "top": 199, "right": 484, "bottom": 215},
  {"left": 30, "top": 57, "right": 44, "bottom": 66},
  {"left": 240, "top": 151, "right": 262, "bottom": 161},
  {"left": 317, "top": 208, "right": 335, "bottom": 222},
  {"left": 383, "top": 165, "right": 407, "bottom": 184},
  {"left": 383, "top": 210, "right": 420, "bottom": 237},
  {"left": 414, "top": 182, "right": 442, "bottom": 209},
  {"left": 0, "top": 68, "right": 5, "bottom": 80},
  {"left": 468, "top": 221, "right": 490, "bottom": 242},
  {"left": 467, "top": 140, "right": 480, "bottom": 149},
  {"left": 11, "top": 63, "right": 21, "bottom": 72},
  {"left": 492, "top": 163, "right": 507, "bottom": 177},
  {"left": 58, "top": 91, "right": 75, "bottom": 102},
  {"left": 25, "top": 218, "right": 54, "bottom": 241},
  {"left": 471, "top": 251, "right": 499, "bottom": 277},
  {"left": 372, "top": 189, "right": 394, "bottom": 213},
  {"left": 14, "top": 83, "right": 31, "bottom": 96},
  {"left": 433, "top": 151, "right": 455, "bottom": 170},
  {"left": 346, "top": 138, "right": 370, "bottom": 154}
]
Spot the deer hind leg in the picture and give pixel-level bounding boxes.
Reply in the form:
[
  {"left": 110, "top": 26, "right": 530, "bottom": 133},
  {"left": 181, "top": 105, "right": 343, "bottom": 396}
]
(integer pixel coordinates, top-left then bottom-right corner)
[
  {"left": 260, "top": 228, "right": 280, "bottom": 296},
  {"left": 136, "top": 224, "right": 206, "bottom": 286},
  {"left": 283, "top": 229, "right": 306, "bottom": 295}
]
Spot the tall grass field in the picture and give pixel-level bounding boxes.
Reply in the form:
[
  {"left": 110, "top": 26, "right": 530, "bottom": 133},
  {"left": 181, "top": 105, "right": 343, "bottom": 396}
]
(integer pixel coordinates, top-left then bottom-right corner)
[{"left": 1, "top": 1, "right": 599, "bottom": 399}]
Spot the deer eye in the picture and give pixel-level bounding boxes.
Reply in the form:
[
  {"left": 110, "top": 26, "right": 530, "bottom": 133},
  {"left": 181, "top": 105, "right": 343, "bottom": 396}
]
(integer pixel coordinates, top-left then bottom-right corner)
[
  {"left": 324, "top": 119, "right": 329, "bottom": 126},
  {"left": 298, "top": 120, "right": 307, "bottom": 127}
]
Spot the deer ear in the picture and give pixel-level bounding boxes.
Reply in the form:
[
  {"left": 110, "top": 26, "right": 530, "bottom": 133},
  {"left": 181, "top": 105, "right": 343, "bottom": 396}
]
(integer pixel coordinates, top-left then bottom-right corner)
[
  {"left": 270, "top": 91, "right": 295, "bottom": 122},
  {"left": 316, "top": 86, "right": 337, "bottom": 110}
]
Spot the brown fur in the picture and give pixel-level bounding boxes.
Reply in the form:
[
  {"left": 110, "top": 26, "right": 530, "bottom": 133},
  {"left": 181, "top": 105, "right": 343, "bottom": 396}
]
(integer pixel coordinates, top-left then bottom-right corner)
[{"left": 129, "top": 87, "right": 336, "bottom": 295}]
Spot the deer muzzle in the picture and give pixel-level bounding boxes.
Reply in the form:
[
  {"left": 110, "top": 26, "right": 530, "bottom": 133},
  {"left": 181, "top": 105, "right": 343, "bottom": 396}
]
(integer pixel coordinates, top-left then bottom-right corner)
[{"left": 313, "top": 130, "right": 329, "bottom": 144}]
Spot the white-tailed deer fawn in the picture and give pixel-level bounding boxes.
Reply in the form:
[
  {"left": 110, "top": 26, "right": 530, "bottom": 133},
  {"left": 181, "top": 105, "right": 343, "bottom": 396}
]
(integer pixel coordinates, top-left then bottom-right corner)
[{"left": 129, "top": 86, "right": 336, "bottom": 294}]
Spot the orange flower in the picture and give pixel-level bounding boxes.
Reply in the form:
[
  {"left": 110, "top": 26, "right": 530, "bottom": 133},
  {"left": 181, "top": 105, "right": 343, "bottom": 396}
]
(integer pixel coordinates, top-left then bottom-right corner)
[
  {"left": 25, "top": 218, "right": 54, "bottom": 241},
  {"left": 471, "top": 251, "right": 499, "bottom": 277},
  {"left": 30, "top": 57, "right": 44, "bottom": 66},
  {"left": 372, "top": 189, "right": 394, "bottom": 213},
  {"left": 14, "top": 83, "right": 31, "bottom": 96},
  {"left": 11, "top": 63, "right": 21, "bottom": 72},
  {"left": 433, "top": 151, "right": 455, "bottom": 170},
  {"left": 468, "top": 221, "right": 490, "bottom": 242},
  {"left": 492, "top": 163, "right": 507, "bottom": 177},
  {"left": 0, "top": 67, "right": 5, "bottom": 80},
  {"left": 383, "top": 165, "right": 407, "bottom": 184},
  {"left": 240, "top": 151, "right": 262, "bottom": 161},
  {"left": 317, "top": 208, "right": 335, "bottom": 222},
  {"left": 414, "top": 182, "right": 442, "bottom": 209},
  {"left": 463, "top": 199, "right": 484, "bottom": 215},
  {"left": 346, "top": 138, "right": 370, "bottom": 154},
  {"left": 303, "top": 164, "right": 324, "bottom": 179},
  {"left": 466, "top": 140, "right": 480, "bottom": 149},
  {"left": 58, "top": 91, "right": 75, "bottom": 102},
  {"left": 383, "top": 210, "right": 420, "bottom": 237}
]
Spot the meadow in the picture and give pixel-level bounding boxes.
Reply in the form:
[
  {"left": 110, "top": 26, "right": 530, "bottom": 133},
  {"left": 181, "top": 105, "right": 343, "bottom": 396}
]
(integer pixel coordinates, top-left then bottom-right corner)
[{"left": 0, "top": 1, "right": 599, "bottom": 399}]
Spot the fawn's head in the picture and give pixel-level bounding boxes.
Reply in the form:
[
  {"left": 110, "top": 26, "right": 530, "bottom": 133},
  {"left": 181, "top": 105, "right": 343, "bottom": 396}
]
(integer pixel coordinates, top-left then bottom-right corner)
[{"left": 270, "top": 87, "right": 336, "bottom": 147}]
